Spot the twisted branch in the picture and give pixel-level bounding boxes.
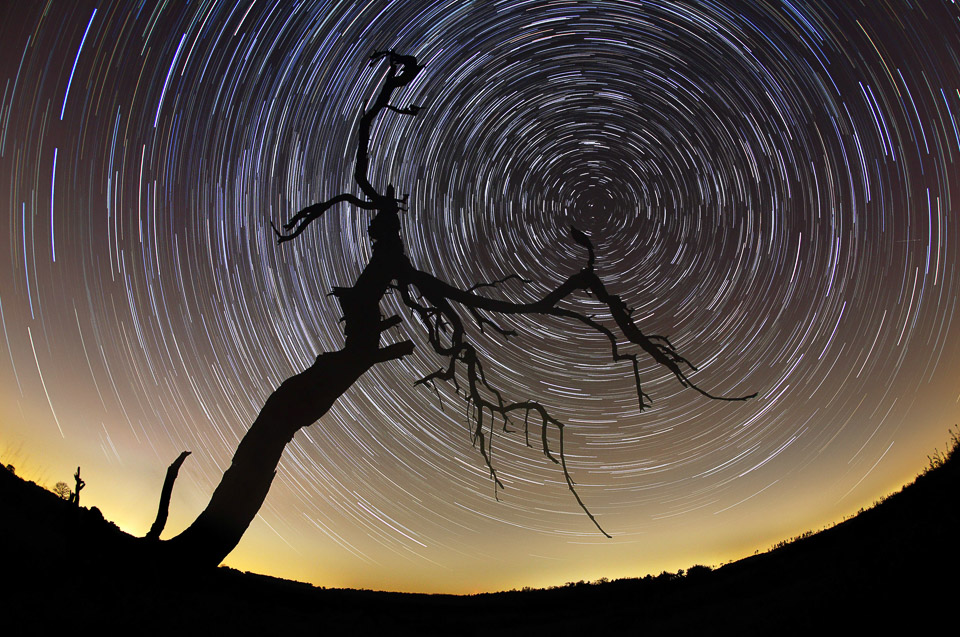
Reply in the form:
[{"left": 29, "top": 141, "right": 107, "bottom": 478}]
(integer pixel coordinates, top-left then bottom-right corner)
[
  {"left": 273, "top": 50, "right": 421, "bottom": 244},
  {"left": 396, "top": 227, "right": 755, "bottom": 537}
]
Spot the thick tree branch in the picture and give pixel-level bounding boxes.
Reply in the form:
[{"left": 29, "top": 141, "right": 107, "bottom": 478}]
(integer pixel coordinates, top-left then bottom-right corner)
[
  {"left": 401, "top": 229, "right": 755, "bottom": 409},
  {"left": 273, "top": 194, "right": 378, "bottom": 243}
]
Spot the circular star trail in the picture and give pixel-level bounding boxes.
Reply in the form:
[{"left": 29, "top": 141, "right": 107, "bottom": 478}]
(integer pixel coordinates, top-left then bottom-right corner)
[{"left": 1, "top": 1, "right": 958, "bottom": 593}]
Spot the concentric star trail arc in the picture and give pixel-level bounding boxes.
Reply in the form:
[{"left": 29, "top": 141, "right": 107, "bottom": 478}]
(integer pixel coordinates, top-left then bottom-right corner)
[{"left": 0, "top": 0, "right": 958, "bottom": 594}]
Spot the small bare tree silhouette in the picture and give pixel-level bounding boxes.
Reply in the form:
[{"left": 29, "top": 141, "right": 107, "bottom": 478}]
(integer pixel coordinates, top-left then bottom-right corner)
[{"left": 52, "top": 481, "right": 71, "bottom": 500}]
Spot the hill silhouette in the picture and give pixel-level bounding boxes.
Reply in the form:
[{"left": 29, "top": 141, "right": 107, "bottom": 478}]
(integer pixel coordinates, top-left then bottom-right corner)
[{"left": 3, "top": 434, "right": 957, "bottom": 634}]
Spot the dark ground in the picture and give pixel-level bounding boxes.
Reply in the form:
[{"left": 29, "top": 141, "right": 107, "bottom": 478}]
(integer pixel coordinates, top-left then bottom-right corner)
[{"left": 3, "top": 441, "right": 957, "bottom": 635}]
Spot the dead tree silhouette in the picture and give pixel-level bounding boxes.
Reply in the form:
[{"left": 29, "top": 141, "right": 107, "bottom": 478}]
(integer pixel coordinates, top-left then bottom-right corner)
[
  {"left": 159, "top": 51, "right": 755, "bottom": 566},
  {"left": 70, "top": 466, "right": 84, "bottom": 507},
  {"left": 146, "top": 451, "right": 191, "bottom": 541}
]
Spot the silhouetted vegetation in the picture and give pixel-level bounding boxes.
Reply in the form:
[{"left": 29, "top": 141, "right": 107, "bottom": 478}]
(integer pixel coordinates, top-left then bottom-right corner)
[
  {"left": 685, "top": 564, "right": 712, "bottom": 580},
  {"left": 52, "top": 481, "right": 71, "bottom": 500},
  {"left": 926, "top": 426, "right": 958, "bottom": 471}
]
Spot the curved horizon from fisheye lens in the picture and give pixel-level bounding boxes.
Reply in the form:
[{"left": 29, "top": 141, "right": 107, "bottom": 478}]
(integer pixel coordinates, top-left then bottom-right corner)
[{"left": 0, "top": 0, "right": 958, "bottom": 593}]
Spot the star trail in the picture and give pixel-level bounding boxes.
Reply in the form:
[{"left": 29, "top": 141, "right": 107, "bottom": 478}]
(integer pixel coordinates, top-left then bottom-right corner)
[{"left": 1, "top": 0, "right": 959, "bottom": 593}]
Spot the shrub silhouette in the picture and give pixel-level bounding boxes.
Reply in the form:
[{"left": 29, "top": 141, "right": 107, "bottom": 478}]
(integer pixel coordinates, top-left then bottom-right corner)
[
  {"left": 52, "top": 482, "right": 71, "bottom": 500},
  {"left": 926, "top": 426, "right": 959, "bottom": 471}
]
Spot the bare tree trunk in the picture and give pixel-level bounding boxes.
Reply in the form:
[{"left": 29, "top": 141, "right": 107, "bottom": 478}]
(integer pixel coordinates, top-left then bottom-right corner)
[
  {"left": 163, "top": 351, "right": 364, "bottom": 565},
  {"left": 163, "top": 237, "right": 412, "bottom": 567}
]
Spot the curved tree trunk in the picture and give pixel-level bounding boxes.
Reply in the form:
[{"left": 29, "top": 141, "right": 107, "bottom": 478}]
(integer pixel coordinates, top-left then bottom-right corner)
[
  {"left": 165, "top": 222, "right": 413, "bottom": 566},
  {"left": 165, "top": 348, "right": 372, "bottom": 565}
]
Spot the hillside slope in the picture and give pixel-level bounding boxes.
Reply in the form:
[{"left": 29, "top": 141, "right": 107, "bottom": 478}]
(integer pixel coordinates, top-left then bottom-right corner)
[{"left": 3, "top": 439, "right": 957, "bottom": 634}]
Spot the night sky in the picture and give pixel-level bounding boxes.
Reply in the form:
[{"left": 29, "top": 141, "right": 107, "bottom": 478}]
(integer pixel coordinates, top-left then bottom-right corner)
[{"left": 1, "top": 0, "right": 959, "bottom": 594}]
